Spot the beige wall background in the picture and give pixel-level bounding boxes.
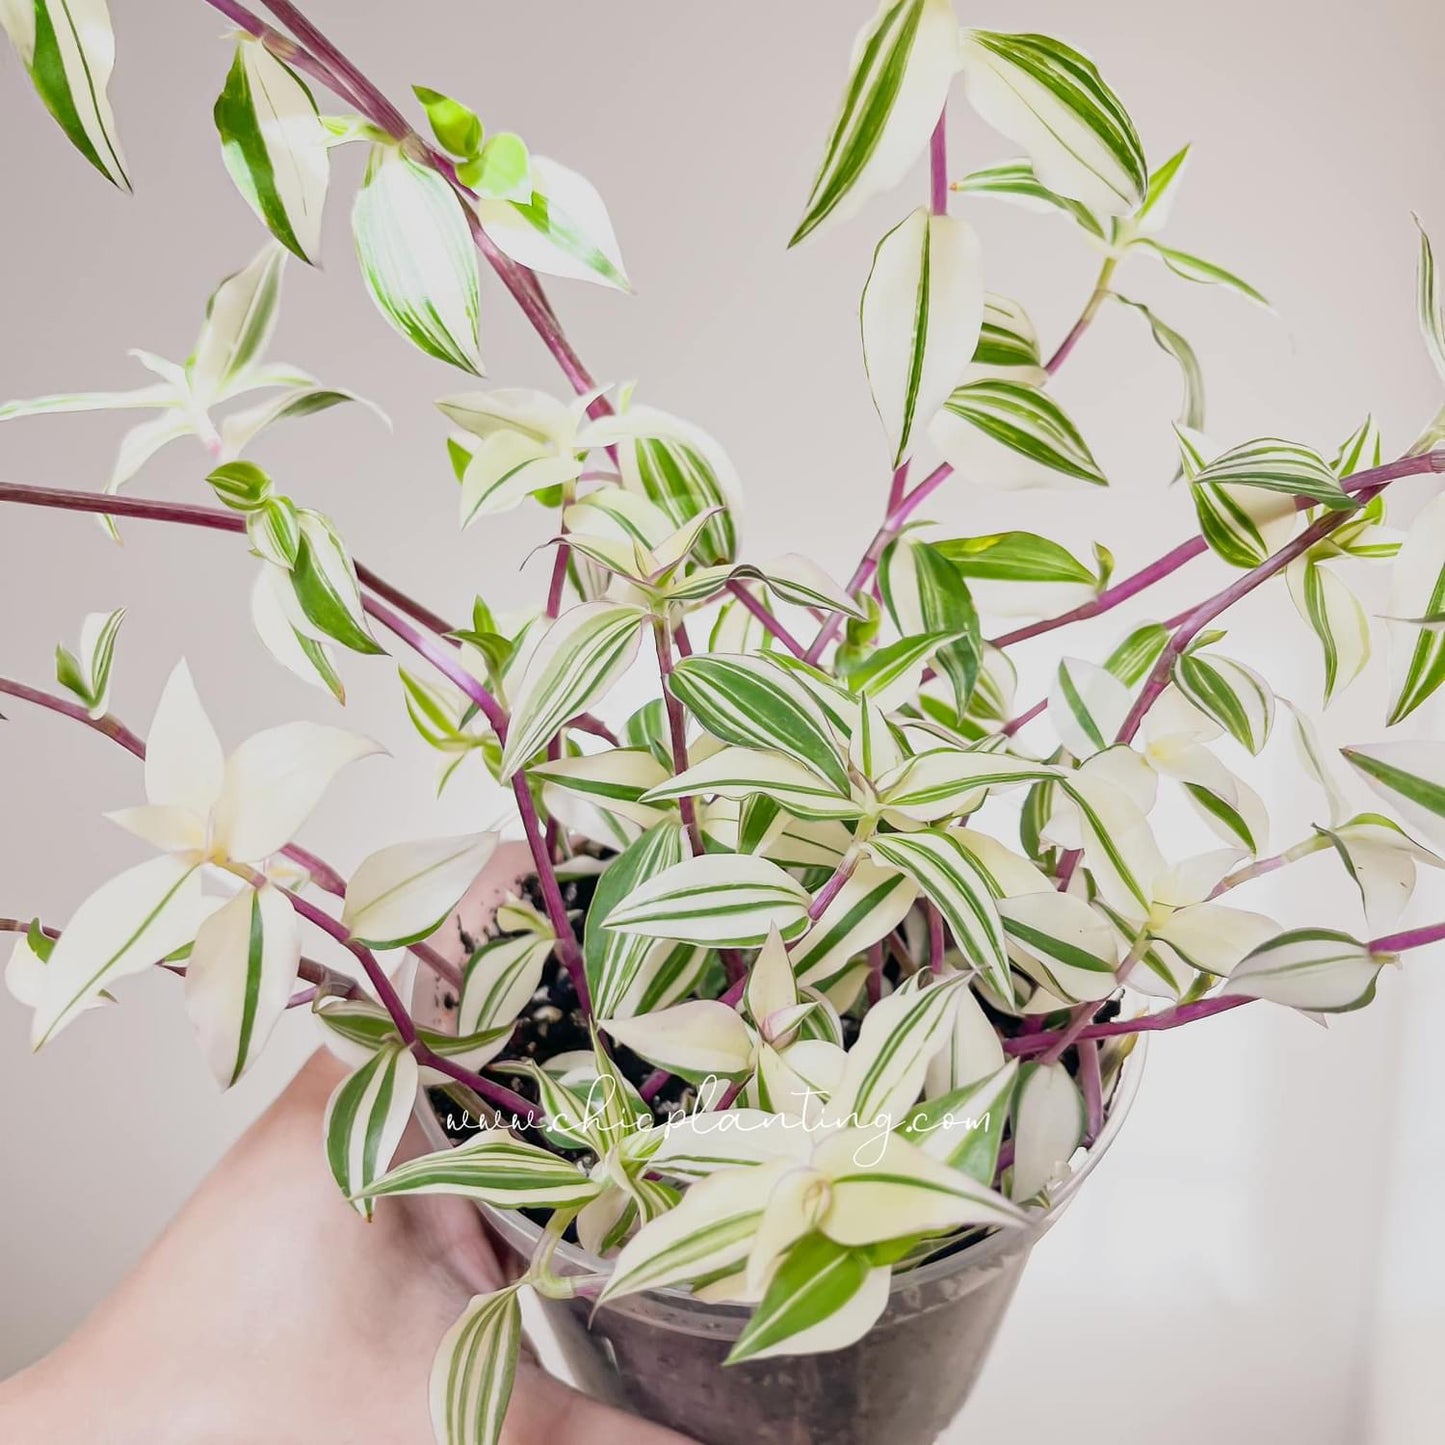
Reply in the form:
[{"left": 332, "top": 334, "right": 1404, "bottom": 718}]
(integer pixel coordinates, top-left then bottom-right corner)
[{"left": 2, "top": 1, "right": 1443, "bottom": 1440}]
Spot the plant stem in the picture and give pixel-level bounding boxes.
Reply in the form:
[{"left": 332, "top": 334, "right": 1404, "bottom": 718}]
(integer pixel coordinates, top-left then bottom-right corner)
[
  {"left": 806, "top": 462, "right": 953, "bottom": 662},
  {"left": 1078, "top": 1037, "right": 1103, "bottom": 1141},
  {"left": 1209, "top": 836, "right": 1329, "bottom": 898},
  {"left": 927, "top": 902, "right": 946, "bottom": 975},
  {"left": 1045, "top": 255, "right": 1119, "bottom": 374},
  {"left": 807, "top": 844, "right": 861, "bottom": 921},
  {"left": 653, "top": 619, "right": 704, "bottom": 854},
  {"left": 1370, "top": 919, "right": 1445, "bottom": 955},
  {"left": 1000, "top": 697, "right": 1048, "bottom": 737},
  {"left": 929, "top": 108, "right": 949, "bottom": 216},
  {"left": 725, "top": 581, "right": 807, "bottom": 657},
  {"left": 1007, "top": 994, "right": 1253, "bottom": 1056}
]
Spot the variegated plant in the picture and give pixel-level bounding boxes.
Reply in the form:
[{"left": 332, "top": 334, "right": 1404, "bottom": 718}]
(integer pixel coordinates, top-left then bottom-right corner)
[{"left": 4, "top": 3, "right": 1445, "bottom": 1443}]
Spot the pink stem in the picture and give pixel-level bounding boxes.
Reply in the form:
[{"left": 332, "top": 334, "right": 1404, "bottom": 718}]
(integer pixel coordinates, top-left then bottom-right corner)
[
  {"left": 1078, "top": 1038, "right": 1103, "bottom": 1142},
  {"left": 653, "top": 622, "right": 704, "bottom": 854},
  {"left": 928, "top": 903, "right": 946, "bottom": 975},
  {"left": 511, "top": 773, "right": 591, "bottom": 1010},
  {"left": 1006, "top": 995, "right": 1253, "bottom": 1056},
  {"left": 1001, "top": 697, "right": 1048, "bottom": 737},
  {"left": 1370, "top": 920, "right": 1445, "bottom": 954},
  {"left": 807, "top": 850, "right": 860, "bottom": 922},
  {"left": 865, "top": 941, "right": 885, "bottom": 1004},
  {"left": 807, "top": 462, "right": 953, "bottom": 662},
  {"left": 929, "top": 108, "right": 949, "bottom": 216},
  {"left": 725, "top": 581, "right": 807, "bottom": 657},
  {"left": 1045, "top": 311, "right": 1096, "bottom": 375}
]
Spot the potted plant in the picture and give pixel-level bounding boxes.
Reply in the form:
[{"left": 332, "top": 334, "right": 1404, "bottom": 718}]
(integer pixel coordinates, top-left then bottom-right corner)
[{"left": 4, "top": 2, "right": 1445, "bottom": 1442}]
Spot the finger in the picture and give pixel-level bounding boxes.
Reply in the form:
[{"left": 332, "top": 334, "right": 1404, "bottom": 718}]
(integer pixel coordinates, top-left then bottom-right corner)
[{"left": 505, "top": 1358, "right": 697, "bottom": 1445}]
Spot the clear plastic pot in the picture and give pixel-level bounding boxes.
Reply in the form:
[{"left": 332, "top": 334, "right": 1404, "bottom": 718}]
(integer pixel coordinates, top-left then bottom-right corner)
[{"left": 414, "top": 1040, "right": 1145, "bottom": 1445}]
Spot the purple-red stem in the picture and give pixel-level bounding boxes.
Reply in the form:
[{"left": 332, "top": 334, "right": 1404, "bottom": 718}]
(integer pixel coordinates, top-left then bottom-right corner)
[
  {"left": 653, "top": 621, "right": 704, "bottom": 855},
  {"left": 927, "top": 903, "right": 946, "bottom": 975},
  {"left": 1078, "top": 1038, "right": 1103, "bottom": 1142},
  {"left": 725, "top": 581, "right": 806, "bottom": 658},
  {"left": 929, "top": 109, "right": 949, "bottom": 216}
]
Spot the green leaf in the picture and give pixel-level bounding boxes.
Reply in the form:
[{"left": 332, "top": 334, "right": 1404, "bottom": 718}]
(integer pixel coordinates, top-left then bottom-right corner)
[
  {"left": 1104, "top": 622, "right": 1169, "bottom": 685},
  {"left": 789, "top": 0, "right": 961, "bottom": 245},
  {"left": 668, "top": 654, "right": 850, "bottom": 795},
  {"left": 289, "top": 510, "right": 384, "bottom": 655},
  {"left": 459, "top": 133, "right": 531, "bottom": 202},
  {"left": 867, "top": 833, "right": 1013, "bottom": 1002},
  {"left": 1385, "top": 494, "right": 1445, "bottom": 723},
  {"left": 1190, "top": 438, "right": 1353, "bottom": 510},
  {"left": 323, "top": 1042, "right": 419, "bottom": 1220},
  {"left": 189, "top": 244, "right": 286, "bottom": 402},
  {"left": 214, "top": 37, "right": 330, "bottom": 262},
  {"left": 877, "top": 539, "right": 982, "bottom": 714},
  {"left": 584, "top": 821, "right": 689, "bottom": 1018},
  {"left": 903, "top": 1060, "right": 1017, "bottom": 1183},
  {"left": 959, "top": 31, "right": 1147, "bottom": 216},
  {"left": 971, "top": 293, "right": 1047, "bottom": 377},
  {"left": 1417, "top": 215, "right": 1445, "bottom": 387},
  {"left": 353, "top": 143, "right": 482, "bottom": 373},
  {"left": 342, "top": 833, "right": 497, "bottom": 950},
  {"left": 931, "top": 531, "right": 1099, "bottom": 586},
  {"left": 249, "top": 494, "right": 301, "bottom": 567},
  {"left": 458, "top": 931, "right": 553, "bottom": 1036},
  {"left": 791, "top": 858, "right": 920, "bottom": 993},
  {"left": 1111, "top": 294, "right": 1205, "bottom": 431},
  {"left": 1, "top": 0, "right": 130, "bottom": 189},
  {"left": 219, "top": 384, "right": 385, "bottom": 458},
  {"left": 951, "top": 159, "right": 1104, "bottom": 237},
  {"left": 611, "top": 419, "right": 738, "bottom": 568},
  {"left": 1173, "top": 646, "right": 1274, "bottom": 754},
  {"left": 412, "top": 84, "right": 483, "bottom": 158},
  {"left": 1132, "top": 239, "right": 1268, "bottom": 307},
  {"left": 1222, "top": 928, "right": 1381, "bottom": 1013},
  {"left": 878, "top": 749, "right": 1060, "bottom": 823},
  {"left": 430, "top": 1287, "right": 522, "bottom": 1445},
  {"left": 354, "top": 1129, "right": 600, "bottom": 1209},
  {"left": 998, "top": 890, "right": 1119, "bottom": 1002},
  {"left": 1343, "top": 743, "right": 1445, "bottom": 848},
  {"left": 726, "top": 1235, "right": 888, "bottom": 1364},
  {"left": 1011, "top": 1060, "right": 1084, "bottom": 1199},
  {"left": 207, "top": 460, "right": 273, "bottom": 511},
  {"left": 499, "top": 603, "right": 646, "bottom": 776},
  {"left": 861, "top": 206, "right": 984, "bottom": 467},
  {"left": 1132, "top": 143, "right": 1189, "bottom": 231},
  {"left": 1287, "top": 559, "right": 1371, "bottom": 705},
  {"left": 643, "top": 747, "right": 860, "bottom": 823},
  {"left": 604, "top": 853, "right": 811, "bottom": 949},
  {"left": 54, "top": 605, "right": 124, "bottom": 717},
  {"left": 1049, "top": 658, "right": 1129, "bottom": 758},
  {"left": 935, "top": 380, "right": 1106, "bottom": 486}
]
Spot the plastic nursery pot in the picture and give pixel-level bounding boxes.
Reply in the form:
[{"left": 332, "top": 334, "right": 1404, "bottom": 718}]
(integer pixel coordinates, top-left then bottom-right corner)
[{"left": 411, "top": 852, "right": 1146, "bottom": 1445}]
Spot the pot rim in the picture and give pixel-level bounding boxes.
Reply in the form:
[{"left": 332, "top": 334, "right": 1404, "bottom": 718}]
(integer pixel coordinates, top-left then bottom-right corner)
[{"left": 416, "top": 1037, "right": 1147, "bottom": 1311}]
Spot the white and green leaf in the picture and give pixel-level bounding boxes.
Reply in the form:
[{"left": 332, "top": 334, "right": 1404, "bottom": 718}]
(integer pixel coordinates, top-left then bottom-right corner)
[{"left": 323, "top": 1041, "right": 420, "bottom": 1220}]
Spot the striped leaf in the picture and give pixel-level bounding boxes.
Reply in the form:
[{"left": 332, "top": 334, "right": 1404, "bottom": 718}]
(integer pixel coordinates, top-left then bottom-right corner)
[
  {"left": 534, "top": 749, "right": 672, "bottom": 833},
  {"left": 1132, "top": 143, "right": 1190, "bottom": 231},
  {"left": 611, "top": 939, "right": 711, "bottom": 1020},
  {"left": 1173, "top": 648, "right": 1274, "bottom": 755},
  {"left": 460, "top": 431, "right": 582, "bottom": 526},
  {"left": 932, "top": 531, "right": 1099, "bottom": 586},
  {"left": 54, "top": 606, "right": 124, "bottom": 718},
  {"left": 1317, "top": 815, "right": 1445, "bottom": 932},
  {"left": 476, "top": 154, "right": 628, "bottom": 290},
  {"left": 971, "top": 293, "right": 1048, "bottom": 380},
  {"left": 861, "top": 206, "right": 984, "bottom": 466},
  {"left": 905, "top": 1060, "right": 1017, "bottom": 1183},
  {"left": 323, "top": 1042, "right": 419, "bottom": 1220},
  {"left": 846, "top": 631, "right": 962, "bottom": 712},
  {"left": 867, "top": 833, "right": 1012, "bottom": 1002},
  {"left": 583, "top": 821, "right": 688, "bottom": 1018},
  {"left": 789, "top": 0, "right": 962, "bottom": 245},
  {"left": 642, "top": 746, "right": 860, "bottom": 822},
  {"left": 792, "top": 858, "right": 919, "bottom": 992},
  {"left": 342, "top": 833, "right": 497, "bottom": 950},
  {"left": 730, "top": 554, "right": 867, "bottom": 619},
  {"left": 600, "top": 1159, "right": 782, "bottom": 1302},
  {"left": 220, "top": 383, "right": 384, "bottom": 459},
  {"left": 31, "top": 855, "right": 206, "bottom": 1049},
  {"left": 214, "top": 37, "right": 329, "bottom": 262},
  {"left": 458, "top": 932, "right": 553, "bottom": 1036},
  {"left": 1049, "top": 658, "right": 1130, "bottom": 758},
  {"left": 430, "top": 1288, "right": 521, "bottom": 1445},
  {"left": 1190, "top": 438, "right": 1353, "bottom": 511},
  {"left": 1104, "top": 622, "right": 1170, "bottom": 686},
  {"left": 189, "top": 243, "right": 286, "bottom": 403},
  {"left": 1416, "top": 216, "right": 1445, "bottom": 386},
  {"left": 1112, "top": 293, "right": 1204, "bottom": 431},
  {"left": 726, "top": 1234, "right": 889, "bottom": 1364},
  {"left": 605, "top": 852, "right": 811, "bottom": 949},
  {"left": 1222, "top": 928, "right": 1382, "bottom": 1013},
  {"left": 933, "top": 379, "right": 1106, "bottom": 487},
  {"left": 959, "top": 31, "right": 1146, "bottom": 216},
  {"left": 604, "top": 999, "right": 754, "bottom": 1082},
  {"left": 823, "top": 971, "right": 968, "bottom": 1126},
  {"left": 1343, "top": 743, "right": 1445, "bottom": 848},
  {"left": 353, "top": 144, "right": 482, "bottom": 373},
  {"left": 354, "top": 1128, "right": 601, "bottom": 1209},
  {"left": 499, "top": 603, "right": 647, "bottom": 776},
  {"left": 668, "top": 654, "right": 850, "bottom": 794},
  {"left": 951, "top": 159, "right": 1104, "bottom": 238},
  {"left": 1385, "top": 493, "right": 1445, "bottom": 723},
  {"left": 1, "top": 0, "right": 129, "bottom": 189},
  {"left": 1058, "top": 771, "right": 1161, "bottom": 917},
  {"left": 1010, "top": 1061, "right": 1084, "bottom": 1200},
  {"left": 877, "top": 538, "right": 982, "bottom": 714},
  {"left": 998, "top": 890, "right": 1118, "bottom": 1002},
  {"left": 1287, "top": 559, "right": 1371, "bottom": 704},
  {"left": 878, "top": 749, "right": 1060, "bottom": 824},
  {"left": 1133, "top": 239, "right": 1268, "bottom": 307},
  {"left": 184, "top": 883, "right": 300, "bottom": 1088},
  {"left": 287, "top": 509, "right": 385, "bottom": 655}
]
